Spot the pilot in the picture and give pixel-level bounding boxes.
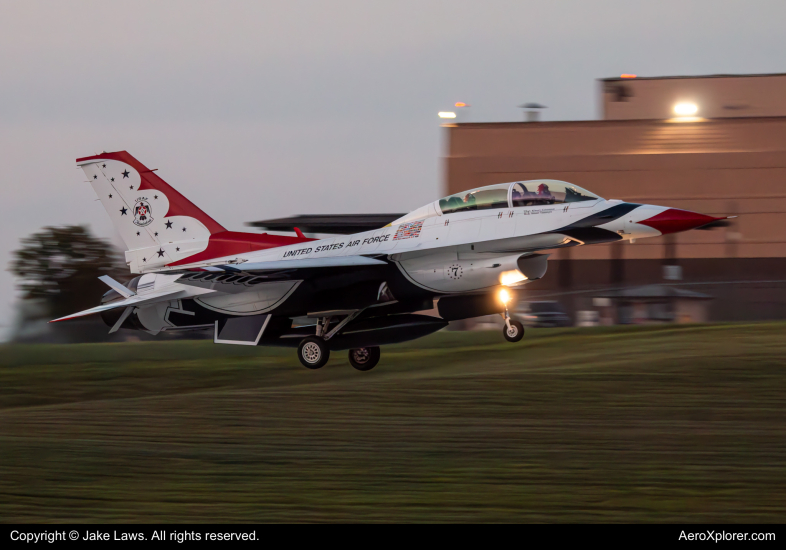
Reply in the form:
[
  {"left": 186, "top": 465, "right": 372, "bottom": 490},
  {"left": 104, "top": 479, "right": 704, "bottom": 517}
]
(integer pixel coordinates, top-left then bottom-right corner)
[
  {"left": 512, "top": 184, "right": 529, "bottom": 206},
  {"left": 537, "top": 183, "right": 556, "bottom": 204}
]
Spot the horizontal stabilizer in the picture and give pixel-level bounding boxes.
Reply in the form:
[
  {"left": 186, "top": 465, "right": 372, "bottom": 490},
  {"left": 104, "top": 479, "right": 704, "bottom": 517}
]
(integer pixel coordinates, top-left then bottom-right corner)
[
  {"left": 50, "top": 288, "right": 188, "bottom": 323},
  {"left": 108, "top": 306, "right": 134, "bottom": 334},
  {"left": 98, "top": 275, "right": 136, "bottom": 298}
]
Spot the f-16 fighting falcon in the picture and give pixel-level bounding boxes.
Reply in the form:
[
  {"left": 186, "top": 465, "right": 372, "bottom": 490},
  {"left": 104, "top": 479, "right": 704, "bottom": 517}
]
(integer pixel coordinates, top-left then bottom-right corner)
[{"left": 53, "top": 151, "right": 731, "bottom": 370}]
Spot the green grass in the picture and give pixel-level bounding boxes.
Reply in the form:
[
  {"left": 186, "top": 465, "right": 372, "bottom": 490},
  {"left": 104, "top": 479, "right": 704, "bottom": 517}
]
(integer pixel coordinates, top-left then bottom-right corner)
[{"left": 1, "top": 323, "right": 785, "bottom": 522}]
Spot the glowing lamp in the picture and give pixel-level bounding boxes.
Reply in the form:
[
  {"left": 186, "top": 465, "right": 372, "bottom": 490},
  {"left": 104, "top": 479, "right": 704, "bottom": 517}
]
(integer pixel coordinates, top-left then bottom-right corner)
[
  {"left": 674, "top": 102, "right": 698, "bottom": 116},
  {"left": 620, "top": 74, "right": 637, "bottom": 79},
  {"left": 438, "top": 112, "right": 457, "bottom": 119},
  {"left": 498, "top": 288, "right": 511, "bottom": 305},
  {"left": 454, "top": 102, "right": 469, "bottom": 107},
  {"left": 500, "top": 270, "right": 527, "bottom": 286}
]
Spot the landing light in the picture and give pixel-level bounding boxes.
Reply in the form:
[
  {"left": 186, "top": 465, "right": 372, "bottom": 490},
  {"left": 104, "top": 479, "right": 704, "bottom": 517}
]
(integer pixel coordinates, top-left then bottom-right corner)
[
  {"left": 500, "top": 270, "right": 527, "bottom": 286},
  {"left": 674, "top": 102, "right": 698, "bottom": 116},
  {"left": 498, "top": 288, "right": 511, "bottom": 305},
  {"left": 438, "top": 111, "right": 457, "bottom": 119}
]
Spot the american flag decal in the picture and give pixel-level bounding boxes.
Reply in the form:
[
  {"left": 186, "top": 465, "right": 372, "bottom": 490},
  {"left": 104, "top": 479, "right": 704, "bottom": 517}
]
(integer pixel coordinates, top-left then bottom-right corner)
[{"left": 393, "top": 220, "right": 423, "bottom": 240}]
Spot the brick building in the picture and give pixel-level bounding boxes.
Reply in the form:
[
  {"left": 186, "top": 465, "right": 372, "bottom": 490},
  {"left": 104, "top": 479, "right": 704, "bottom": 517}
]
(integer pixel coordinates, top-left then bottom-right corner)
[{"left": 444, "top": 74, "right": 786, "bottom": 321}]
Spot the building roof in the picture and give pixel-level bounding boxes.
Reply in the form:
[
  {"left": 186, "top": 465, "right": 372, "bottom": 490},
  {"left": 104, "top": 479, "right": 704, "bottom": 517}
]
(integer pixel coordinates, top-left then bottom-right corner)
[
  {"left": 601, "top": 73, "right": 786, "bottom": 83},
  {"left": 247, "top": 214, "right": 405, "bottom": 235},
  {"left": 449, "top": 115, "right": 786, "bottom": 130},
  {"left": 595, "top": 285, "right": 713, "bottom": 300}
]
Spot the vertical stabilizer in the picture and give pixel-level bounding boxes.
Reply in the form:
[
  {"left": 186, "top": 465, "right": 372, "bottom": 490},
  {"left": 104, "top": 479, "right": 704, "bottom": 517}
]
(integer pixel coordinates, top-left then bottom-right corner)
[{"left": 77, "top": 151, "right": 226, "bottom": 273}]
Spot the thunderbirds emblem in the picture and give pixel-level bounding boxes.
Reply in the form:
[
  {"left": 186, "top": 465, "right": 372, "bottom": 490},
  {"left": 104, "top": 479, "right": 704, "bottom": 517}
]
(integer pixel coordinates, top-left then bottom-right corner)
[{"left": 133, "top": 198, "right": 153, "bottom": 227}]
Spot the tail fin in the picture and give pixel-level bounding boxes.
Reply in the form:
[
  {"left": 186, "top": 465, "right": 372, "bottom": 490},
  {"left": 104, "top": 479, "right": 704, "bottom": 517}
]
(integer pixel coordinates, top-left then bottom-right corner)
[{"left": 77, "top": 151, "right": 226, "bottom": 273}]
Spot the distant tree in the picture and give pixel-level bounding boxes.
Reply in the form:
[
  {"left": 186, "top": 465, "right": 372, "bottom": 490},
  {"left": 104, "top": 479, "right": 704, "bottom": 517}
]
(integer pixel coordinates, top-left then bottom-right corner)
[{"left": 9, "top": 225, "right": 127, "bottom": 320}]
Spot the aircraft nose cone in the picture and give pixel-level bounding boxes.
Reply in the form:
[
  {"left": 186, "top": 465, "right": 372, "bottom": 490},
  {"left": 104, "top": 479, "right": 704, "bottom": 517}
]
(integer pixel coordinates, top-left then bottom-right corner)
[{"left": 638, "top": 208, "right": 722, "bottom": 235}]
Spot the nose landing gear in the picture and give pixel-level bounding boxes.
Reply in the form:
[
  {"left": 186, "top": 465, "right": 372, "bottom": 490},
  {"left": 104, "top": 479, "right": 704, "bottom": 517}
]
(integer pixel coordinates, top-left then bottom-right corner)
[{"left": 502, "top": 309, "right": 524, "bottom": 342}]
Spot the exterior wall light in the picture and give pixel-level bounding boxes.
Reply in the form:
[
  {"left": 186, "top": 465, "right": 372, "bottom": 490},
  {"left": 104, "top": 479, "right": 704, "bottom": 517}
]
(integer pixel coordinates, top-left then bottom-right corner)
[{"left": 674, "top": 102, "right": 698, "bottom": 116}]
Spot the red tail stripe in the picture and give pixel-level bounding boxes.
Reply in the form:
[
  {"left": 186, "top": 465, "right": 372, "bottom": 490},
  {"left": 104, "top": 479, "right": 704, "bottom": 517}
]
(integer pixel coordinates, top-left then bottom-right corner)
[{"left": 166, "top": 231, "right": 315, "bottom": 266}]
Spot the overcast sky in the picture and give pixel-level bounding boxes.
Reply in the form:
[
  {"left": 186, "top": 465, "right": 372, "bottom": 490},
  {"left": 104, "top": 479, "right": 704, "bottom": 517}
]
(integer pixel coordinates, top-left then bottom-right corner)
[{"left": 0, "top": 0, "right": 784, "bottom": 336}]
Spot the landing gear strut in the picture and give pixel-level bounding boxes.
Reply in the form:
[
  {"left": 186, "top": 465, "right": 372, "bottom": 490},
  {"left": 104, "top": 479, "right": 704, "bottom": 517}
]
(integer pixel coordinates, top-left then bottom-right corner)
[
  {"left": 348, "top": 347, "right": 381, "bottom": 371},
  {"left": 502, "top": 309, "right": 524, "bottom": 343}
]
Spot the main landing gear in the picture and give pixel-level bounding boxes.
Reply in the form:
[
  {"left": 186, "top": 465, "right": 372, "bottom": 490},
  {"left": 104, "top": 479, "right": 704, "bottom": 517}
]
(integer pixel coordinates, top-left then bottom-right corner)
[
  {"left": 298, "top": 336, "right": 330, "bottom": 369},
  {"left": 348, "top": 347, "right": 381, "bottom": 371},
  {"left": 297, "top": 313, "right": 381, "bottom": 371},
  {"left": 297, "top": 338, "right": 382, "bottom": 372},
  {"left": 502, "top": 308, "right": 525, "bottom": 343}
]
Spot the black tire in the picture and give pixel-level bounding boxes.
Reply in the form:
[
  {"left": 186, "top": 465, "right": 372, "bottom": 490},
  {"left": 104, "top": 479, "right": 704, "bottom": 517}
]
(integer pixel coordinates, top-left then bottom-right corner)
[
  {"left": 503, "top": 320, "right": 525, "bottom": 342},
  {"left": 298, "top": 336, "right": 330, "bottom": 369},
  {"left": 348, "top": 347, "right": 381, "bottom": 371}
]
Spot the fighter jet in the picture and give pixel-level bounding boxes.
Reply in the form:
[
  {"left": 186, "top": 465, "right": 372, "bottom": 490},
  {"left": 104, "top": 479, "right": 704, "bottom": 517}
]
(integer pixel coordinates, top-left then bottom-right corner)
[{"left": 53, "top": 151, "right": 729, "bottom": 370}]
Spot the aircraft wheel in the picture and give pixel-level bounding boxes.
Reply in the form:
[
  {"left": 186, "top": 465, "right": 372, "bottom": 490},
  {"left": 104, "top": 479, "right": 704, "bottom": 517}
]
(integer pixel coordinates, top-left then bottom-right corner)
[
  {"left": 503, "top": 320, "right": 525, "bottom": 342},
  {"left": 348, "top": 347, "right": 381, "bottom": 371},
  {"left": 298, "top": 336, "right": 330, "bottom": 369}
]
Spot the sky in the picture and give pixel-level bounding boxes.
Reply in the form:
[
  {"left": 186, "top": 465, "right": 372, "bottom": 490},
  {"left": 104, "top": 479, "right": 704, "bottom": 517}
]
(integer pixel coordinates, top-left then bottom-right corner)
[{"left": 0, "top": 0, "right": 784, "bottom": 336}]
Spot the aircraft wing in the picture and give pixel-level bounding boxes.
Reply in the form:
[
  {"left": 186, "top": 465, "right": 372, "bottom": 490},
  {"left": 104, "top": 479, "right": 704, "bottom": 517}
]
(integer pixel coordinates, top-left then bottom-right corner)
[
  {"left": 50, "top": 288, "right": 191, "bottom": 323},
  {"left": 174, "top": 255, "right": 389, "bottom": 292}
]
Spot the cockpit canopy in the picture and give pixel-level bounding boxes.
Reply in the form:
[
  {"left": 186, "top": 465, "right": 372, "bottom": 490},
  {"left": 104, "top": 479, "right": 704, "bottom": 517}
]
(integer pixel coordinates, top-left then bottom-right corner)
[
  {"left": 390, "top": 180, "right": 601, "bottom": 226},
  {"left": 437, "top": 180, "right": 600, "bottom": 215}
]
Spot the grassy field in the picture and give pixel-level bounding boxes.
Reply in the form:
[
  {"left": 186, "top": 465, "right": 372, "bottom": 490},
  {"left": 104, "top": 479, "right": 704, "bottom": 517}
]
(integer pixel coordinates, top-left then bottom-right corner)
[{"left": 1, "top": 323, "right": 785, "bottom": 523}]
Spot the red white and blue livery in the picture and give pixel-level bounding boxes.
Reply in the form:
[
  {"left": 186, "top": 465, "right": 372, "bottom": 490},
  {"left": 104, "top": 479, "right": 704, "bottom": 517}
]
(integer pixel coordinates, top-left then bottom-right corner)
[{"left": 54, "top": 151, "right": 729, "bottom": 370}]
